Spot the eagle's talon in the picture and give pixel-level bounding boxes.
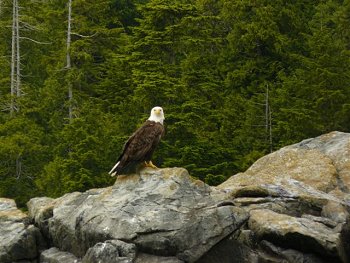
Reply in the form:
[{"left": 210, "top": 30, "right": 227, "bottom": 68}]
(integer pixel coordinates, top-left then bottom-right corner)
[{"left": 144, "top": 161, "right": 158, "bottom": 169}]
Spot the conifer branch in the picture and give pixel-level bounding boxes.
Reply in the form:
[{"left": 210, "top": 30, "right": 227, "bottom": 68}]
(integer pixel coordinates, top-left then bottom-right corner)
[
  {"left": 19, "top": 36, "right": 51, "bottom": 44},
  {"left": 71, "top": 32, "right": 98, "bottom": 38}
]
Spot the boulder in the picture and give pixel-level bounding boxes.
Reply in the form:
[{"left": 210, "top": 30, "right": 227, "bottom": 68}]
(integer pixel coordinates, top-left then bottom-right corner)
[
  {"left": 0, "top": 198, "right": 44, "bottom": 263},
  {"left": 27, "top": 197, "right": 55, "bottom": 242},
  {"left": 219, "top": 132, "right": 350, "bottom": 220},
  {"left": 248, "top": 209, "right": 340, "bottom": 259},
  {"left": 28, "top": 168, "right": 248, "bottom": 262},
  {"left": 220, "top": 131, "right": 350, "bottom": 196},
  {"left": 218, "top": 131, "right": 350, "bottom": 262}
]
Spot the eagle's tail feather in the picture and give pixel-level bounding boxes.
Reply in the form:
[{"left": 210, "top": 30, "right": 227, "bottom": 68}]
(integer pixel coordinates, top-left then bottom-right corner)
[{"left": 109, "top": 161, "right": 120, "bottom": 177}]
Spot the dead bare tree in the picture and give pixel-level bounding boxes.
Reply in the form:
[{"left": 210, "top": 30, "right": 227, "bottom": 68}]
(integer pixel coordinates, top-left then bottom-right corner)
[
  {"left": 8, "top": 0, "right": 51, "bottom": 115},
  {"left": 66, "top": 0, "right": 73, "bottom": 121},
  {"left": 9, "top": 0, "right": 21, "bottom": 114},
  {"left": 10, "top": 0, "right": 16, "bottom": 115},
  {"left": 9, "top": 0, "right": 22, "bottom": 176},
  {"left": 15, "top": 0, "right": 20, "bottom": 97},
  {"left": 265, "top": 85, "right": 273, "bottom": 153},
  {"left": 250, "top": 85, "right": 273, "bottom": 153}
]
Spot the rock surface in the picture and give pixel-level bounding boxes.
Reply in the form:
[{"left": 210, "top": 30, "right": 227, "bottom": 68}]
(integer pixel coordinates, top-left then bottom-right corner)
[
  {"left": 1, "top": 131, "right": 350, "bottom": 262},
  {"left": 248, "top": 209, "right": 340, "bottom": 258},
  {"left": 0, "top": 198, "right": 44, "bottom": 263},
  {"left": 28, "top": 167, "right": 248, "bottom": 263},
  {"left": 82, "top": 240, "right": 136, "bottom": 263},
  {"left": 40, "top": 247, "right": 81, "bottom": 263},
  {"left": 217, "top": 131, "right": 350, "bottom": 263}
]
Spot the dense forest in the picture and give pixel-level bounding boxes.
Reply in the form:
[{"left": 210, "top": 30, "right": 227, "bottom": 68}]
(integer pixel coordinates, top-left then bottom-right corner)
[{"left": 0, "top": 0, "right": 349, "bottom": 207}]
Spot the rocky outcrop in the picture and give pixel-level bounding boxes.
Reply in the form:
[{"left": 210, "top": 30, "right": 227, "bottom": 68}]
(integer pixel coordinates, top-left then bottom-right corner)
[
  {"left": 217, "top": 131, "right": 350, "bottom": 263},
  {"left": 27, "top": 168, "right": 248, "bottom": 263},
  {"left": 1, "top": 131, "right": 350, "bottom": 262}
]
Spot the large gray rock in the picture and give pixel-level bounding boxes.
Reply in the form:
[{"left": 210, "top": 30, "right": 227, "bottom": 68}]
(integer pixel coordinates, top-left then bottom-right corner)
[
  {"left": 27, "top": 197, "right": 54, "bottom": 240},
  {"left": 249, "top": 209, "right": 340, "bottom": 258},
  {"left": 218, "top": 131, "right": 350, "bottom": 262},
  {"left": 0, "top": 198, "right": 44, "bottom": 263},
  {"left": 29, "top": 168, "right": 248, "bottom": 262}
]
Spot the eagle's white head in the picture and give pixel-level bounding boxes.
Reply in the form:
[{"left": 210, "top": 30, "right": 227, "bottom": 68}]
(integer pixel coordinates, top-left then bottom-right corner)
[{"left": 148, "top": 106, "right": 164, "bottom": 124}]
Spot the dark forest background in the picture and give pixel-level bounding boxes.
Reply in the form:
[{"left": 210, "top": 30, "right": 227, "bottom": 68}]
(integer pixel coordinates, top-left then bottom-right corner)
[{"left": 0, "top": 0, "right": 349, "bottom": 207}]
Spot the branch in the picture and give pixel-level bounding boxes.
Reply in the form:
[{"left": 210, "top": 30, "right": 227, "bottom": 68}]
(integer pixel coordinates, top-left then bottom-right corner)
[
  {"left": 1, "top": 105, "right": 12, "bottom": 112},
  {"left": 71, "top": 32, "right": 98, "bottom": 38},
  {"left": 19, "top": 36, "right": 51, "bottom": 44},
  {"left": 20, "top": 21, "right": 41, "bottom": 31},
  {"left": 250, "top": 101, "right": 266, "bottom": 106}
]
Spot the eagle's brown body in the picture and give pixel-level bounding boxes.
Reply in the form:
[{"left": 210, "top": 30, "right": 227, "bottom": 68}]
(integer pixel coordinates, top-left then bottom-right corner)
[{"left": 109, "top": 120, "right": 165, "bottom": 176}]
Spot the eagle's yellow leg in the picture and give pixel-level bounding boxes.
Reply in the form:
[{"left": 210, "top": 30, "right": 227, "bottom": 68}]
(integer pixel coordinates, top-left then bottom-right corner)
[{"left": 144, "top": 161, "right": 158, "bottom": 169}]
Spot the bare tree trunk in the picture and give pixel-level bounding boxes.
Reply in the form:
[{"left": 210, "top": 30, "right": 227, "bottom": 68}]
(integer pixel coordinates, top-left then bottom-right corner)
[
  {"left": 265, "top": 85, "right": 269, "bottom": 135},
  {"left": 15, "top": 0, "right": 20, "bottom": 97},
  {"left": 16, "top": 154, "right": 22, "bottom": 179},
  {"left": 10, "top": 0, "right": 21, "bottom": 114},
  {"left": 66, "top": 0, "right": 73, "bottom": 121},
  {"left": 10, "top": 0, "right": 16, "bottom": 115},
  {"left": 265, "top": 85, "right": 273, "bottom": 153},
  {"left": 269, "top": 104, "right": 273, "bottom": 153}
]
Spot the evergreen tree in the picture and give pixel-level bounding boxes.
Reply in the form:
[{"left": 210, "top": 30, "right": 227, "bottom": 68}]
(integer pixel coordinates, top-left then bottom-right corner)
[
  {"left": 128, "top": 0, "right": 194, "bottom": 110},
  {"left": 0, "top": 116, "right": 46, "bottom": 206},
  {"left": 220, "top": 0, "right": 316, "bottom": 153},
  {"left": 274, "top": 0, "right": 350, "bottom": 144}
]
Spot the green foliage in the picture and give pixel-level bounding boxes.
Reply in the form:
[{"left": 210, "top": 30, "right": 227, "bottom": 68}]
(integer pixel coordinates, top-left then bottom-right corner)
[
  {"left": 0, "top": 116, "right": 47, "bottom": 206},
  {"left": 0, "top": 0, "right": 349, "bottom": 207}
]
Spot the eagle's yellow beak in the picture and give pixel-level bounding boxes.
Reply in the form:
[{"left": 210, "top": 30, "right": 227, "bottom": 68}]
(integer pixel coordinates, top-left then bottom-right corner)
[{"left": 154, "top": 108, "right": 162, "bottom": 115}]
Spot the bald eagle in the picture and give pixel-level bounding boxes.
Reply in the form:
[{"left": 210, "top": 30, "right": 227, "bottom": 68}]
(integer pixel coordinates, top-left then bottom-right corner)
[{"left": 109, "top": 106, "right": 165, "bottom": 176}]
